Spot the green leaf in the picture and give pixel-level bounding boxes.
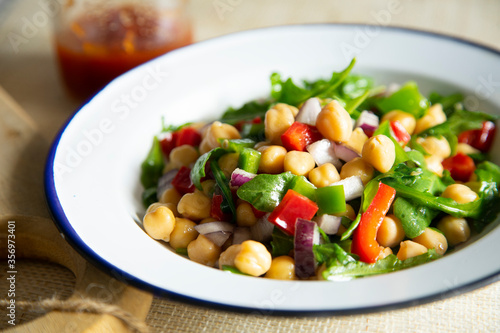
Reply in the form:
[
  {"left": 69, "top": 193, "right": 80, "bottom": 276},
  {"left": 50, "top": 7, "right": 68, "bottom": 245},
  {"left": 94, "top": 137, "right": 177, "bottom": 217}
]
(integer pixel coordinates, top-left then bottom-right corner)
[
  {"left": 393, "top": 197, "right": 438, "bottom": 238},
  {"left": 210, "top": 160, "right": 236, "bottom": 219},
  {"left": 220, "top": 101, "right": 271, "bottom": 125},
  {"left": 322, "top": 249, "right": 441, "bottom": 280},
  {"left": 270, "top": 227, "right": 294, "bottom": 257},
  {"left": 376, "top": 81, "right": 429, "bottom": 118},
  {"left": 475, "top": 161, "right": 500, "bottom": 185},
  {"left": 236, "top": 172, "right": 297, "bottom": 212},
  {"left": 140, "top": 136, "right": 165, "bottom": 189},
  {"left": 190, "top": 148, "right": 226, "bottom": 190}
]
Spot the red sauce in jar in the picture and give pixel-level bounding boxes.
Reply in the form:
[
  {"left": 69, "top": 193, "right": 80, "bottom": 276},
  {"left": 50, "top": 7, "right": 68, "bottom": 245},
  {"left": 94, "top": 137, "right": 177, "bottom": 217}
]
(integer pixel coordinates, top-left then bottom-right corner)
[{"left": 55, "top": 4, "right": 192, "bottom": 99}]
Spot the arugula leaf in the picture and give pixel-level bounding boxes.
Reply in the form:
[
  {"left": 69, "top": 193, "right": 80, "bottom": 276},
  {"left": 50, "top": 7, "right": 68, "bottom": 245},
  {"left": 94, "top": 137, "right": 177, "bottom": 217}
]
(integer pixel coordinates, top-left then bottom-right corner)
[
  {"left": 270, "top": 227, "right": 294, "bottom": 257},
  {"left": 340, "top": 211, "right": 362, "bottom": 241},
  {"left": 236, "top": 172, "right": 296, "bottom": 212},
  {"left": 475, "top": 161, "right": 500, "bottom": 185},
  {"left": 140, "top": 136, "right": 165, "bottom": 189},
  {"left": 321, "top": 249, "right": 441, "bottom": 280},
  {"left": 393, "top": 197, "right": 438, "bottom": 238},
  {"left": 220, "top": 101, "right": 271, "bottom": 125},
  {"left": 375, "top": 81, "right": 429, "bottom": 118},
  {"left": 271, "top": 58, "right": 356, "bottom": 106},
  {"left": 428, "top": 92, "right": 464, "bottom": 114},
  {"left": 210, "top": 160, "right": 236, "bottom": 219},
  {"left": 190, "top": 148, "right": 226, "bottom": 190},
  {"left": 339, "top": 74, "right": 373, "bottom": 99},
  {"left": 314, "top": 243, "right": 356, "bottom": 266}
]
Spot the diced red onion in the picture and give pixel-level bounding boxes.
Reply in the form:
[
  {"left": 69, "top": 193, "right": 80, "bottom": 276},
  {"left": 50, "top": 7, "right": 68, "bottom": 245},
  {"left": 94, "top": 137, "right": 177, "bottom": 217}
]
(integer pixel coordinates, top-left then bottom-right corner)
[
  {"left": 331, "top": 176, "right": 364, "bottom": 201},
  {"left": 313, "top": 214, "right": 342, "bottom": 235},
  {"left": 294, "top": 218, "right": 320, "bottom": 278},
  {"left": 355, "top": 110, "right": 379, "bottom": 135},
  {"left": 194, "top": 221, "right": 234, "bottom": 235},
  {"left": 230, "top": 168, "right": 257, "bottom": 187},
  {"left": 156, "top": 169, "right": 178, "bottom": 200},
  {"left": 204, "top": 231, "right": 232, "bottom": 247},
  {"left": 306, "top": 139, "right": 343, "bottom": 169},
  {"left": 232, "top": 227, "right": 252, "bottom": 244},
  {"left": 250, "top": 214, "right": 273, "bottom": 243},
  {"left": 296, "top": 97, "right": 322, "bottom": 126},
  {"left": 333, "top": 142, "right": 360, "bottom": 162}
]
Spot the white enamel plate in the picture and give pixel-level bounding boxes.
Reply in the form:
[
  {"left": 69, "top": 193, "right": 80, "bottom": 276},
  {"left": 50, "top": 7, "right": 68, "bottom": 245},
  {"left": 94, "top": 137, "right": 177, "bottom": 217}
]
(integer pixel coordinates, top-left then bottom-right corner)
[{"left": 45, "top": 25, "right": 500, "bottom": 313}]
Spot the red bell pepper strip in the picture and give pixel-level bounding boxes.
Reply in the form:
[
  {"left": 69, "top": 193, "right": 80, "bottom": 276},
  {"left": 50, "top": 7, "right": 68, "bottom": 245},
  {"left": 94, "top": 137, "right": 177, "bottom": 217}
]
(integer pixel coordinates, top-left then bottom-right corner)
[
  {"left": 171, "top": 166, "right": 195, "bottom": 194},
  {"left": 176, "top": 127, "right": 202, "bottom": 147},
  {"left": 267, "top": 189, "right": 319, "bottom": 235},
  {"left": 458, "top": 121, "right": 496, "bottom": 152},
  {"left": 281, "top": 122, "right": 323, "bottom": 151},
  {"left": 251, "top": 205, "right": 267, "bottom": 218},
  {"left": 442, "top": 153, "right": 476, "bottom": 182},
  {"left": 160, "top": 131, "right": 179, "bottom": 157},
  {"left": 390, "top": 120, "right": 411, "bottom": 146},
  {"left": 351, "top": 182, "right": 396, "bottom": 263}
]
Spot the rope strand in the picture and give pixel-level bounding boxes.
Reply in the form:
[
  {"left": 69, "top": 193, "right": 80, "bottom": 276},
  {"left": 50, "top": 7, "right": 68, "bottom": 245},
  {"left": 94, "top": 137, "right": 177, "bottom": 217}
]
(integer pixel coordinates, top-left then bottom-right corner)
[{"left": 0, "top": 297, "right": 149, "bottom": 333}]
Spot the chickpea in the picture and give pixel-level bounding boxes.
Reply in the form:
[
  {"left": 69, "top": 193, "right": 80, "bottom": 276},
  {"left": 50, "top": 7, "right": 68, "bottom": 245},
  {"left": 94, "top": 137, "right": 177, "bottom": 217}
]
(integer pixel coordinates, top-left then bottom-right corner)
[
  {"left": 339, "top": 157, "right": 374, "bottom": 185},
  {"left": 143, "top": 206, "right": 176, "bottom": 242},
  {"left": 362, "top": 135, "right": 396, "bottom": 173},
  {"left": 308, "top": 163, "right": 341, "bottom": 188},
  {"left": 169, "top": 218, "right": 199, "bottom": 250},
  {"left": 236, "top": 201, "right": 258, "bottom": 227},
  {"left": 273, "top": 103, "right": 299, "bottom": 117},
  {"left": 416, "top": 136, "right": 451, "bottom": 159},
  {"left": 284, "top": 151, "right": 316, "bottom": 176},
  {"left": 218, "top": 244, "right": 242, "bottom": 269},
  {"left": 413, "top": 228, "right": 448, "bottom": 255},
  {"left": 347, "top": 127, "right": 368, "bottom": 154},
  {"left": 146, "top": 202, "right": 166, "bottom": 214},
  {"left": 265, "top": 256, "right": 296, "bottom": 280},
  {"left": 169, "top": 145, "right": 199, "bottom": 169},
  {"left": 187, "top": 235, "right": 221, "bottom": 267},
  {"left": 456, "top": 143, "right": 480, "bottom": 155},
  {"left": 199, "top": 121, "right": 241, "bottom": 154},
  {"left": 397, "top": 240, "right": 428, "bottom": 260},
  {"left": 159, "top": 187, "right": 182, "bottom": 205},
  {"left": 316, "top": 100, "right": 353, "bottom": 143},
  {"left": 441, "top": 184, "right": 478, "bottom": 204},
  {"left": 162, "top": 202, "right": 180, "bottom": 217},
  {"left": 378, "top": 247, "right": 393, "bottom": 260},
  {"left": 414, "top": 104, "right": 446, "bottom": 134},
  {"left": 218, "top": 153, "right": 239, "bottom": 178},
  {"left": 376, "top": 214, "right": 406, "bottom": 248},
  {"left": 264, "top": 107, "right": 295, "bottom": 144},
  {"left": 199, "top": 217, "right": 218, "bottom": 224},
  {"left": 381, "top": 110, "right": 417, "bottom": 134},
  {"left": 424, "top": 155, "right": 444, "bottom": 177},
  {"left": 200, "top": 179, "right": 216, "bottom": 198},
  {"left": 334, "top": 204, "right": 356, "bottom": 221},
  {"left": 437, "top": 216, "right": 471, "bottom": 246},
  {"left": 234, "top": 240, "right": 272, "bottom": 276},
  {"left": 254, "top": 141, "right": 271, "bottom": 150},
  {"left": 259, "top": 145, "right": 287, "bottom": 174},
  {"left": 177, "top": 190, "right": 211, "bottom": 220}
]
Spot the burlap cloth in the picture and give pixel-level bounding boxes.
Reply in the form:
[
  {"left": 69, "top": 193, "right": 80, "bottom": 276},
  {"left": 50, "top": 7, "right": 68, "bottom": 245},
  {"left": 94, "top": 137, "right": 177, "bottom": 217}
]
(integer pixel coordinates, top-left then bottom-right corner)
[{"left": 1, "top": 258, "right": 498, "bottom": 332}]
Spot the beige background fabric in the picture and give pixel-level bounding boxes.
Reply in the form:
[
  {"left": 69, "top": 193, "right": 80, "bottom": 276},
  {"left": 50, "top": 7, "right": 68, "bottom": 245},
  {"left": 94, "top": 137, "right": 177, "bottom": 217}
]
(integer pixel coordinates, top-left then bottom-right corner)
[{"left": 1, "top": 0, "right": 500, "bottom": 331}]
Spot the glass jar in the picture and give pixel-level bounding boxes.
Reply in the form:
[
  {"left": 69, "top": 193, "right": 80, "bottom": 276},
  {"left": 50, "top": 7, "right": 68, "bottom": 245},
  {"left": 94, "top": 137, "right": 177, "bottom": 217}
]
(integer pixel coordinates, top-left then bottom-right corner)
[{"left": 54, "top": 0, "right": 192, "bottom": 100}]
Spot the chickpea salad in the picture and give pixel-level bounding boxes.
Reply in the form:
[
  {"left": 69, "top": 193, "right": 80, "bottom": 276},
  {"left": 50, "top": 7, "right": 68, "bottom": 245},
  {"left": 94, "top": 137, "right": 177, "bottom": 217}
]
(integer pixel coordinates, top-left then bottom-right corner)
[{"left": 140, "top": 58, "right": 500, "bottom": 281}]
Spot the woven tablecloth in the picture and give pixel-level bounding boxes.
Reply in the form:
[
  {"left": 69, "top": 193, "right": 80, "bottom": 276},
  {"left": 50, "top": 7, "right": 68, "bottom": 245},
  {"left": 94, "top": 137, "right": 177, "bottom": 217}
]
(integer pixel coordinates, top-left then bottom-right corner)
[{"left": 1, "top": 0, "right": 500, "bottom": 331}]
